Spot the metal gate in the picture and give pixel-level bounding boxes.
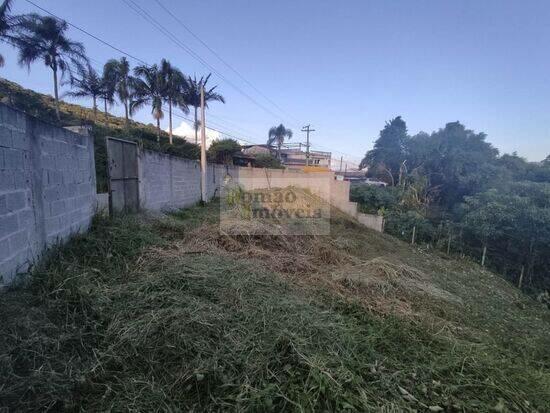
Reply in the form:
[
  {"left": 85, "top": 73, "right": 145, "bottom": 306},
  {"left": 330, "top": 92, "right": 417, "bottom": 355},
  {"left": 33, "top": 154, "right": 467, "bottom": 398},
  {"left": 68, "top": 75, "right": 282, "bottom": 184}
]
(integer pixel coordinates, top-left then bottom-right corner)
[{"left": 106, "top": 137, "right": 140, "bottom": 213}]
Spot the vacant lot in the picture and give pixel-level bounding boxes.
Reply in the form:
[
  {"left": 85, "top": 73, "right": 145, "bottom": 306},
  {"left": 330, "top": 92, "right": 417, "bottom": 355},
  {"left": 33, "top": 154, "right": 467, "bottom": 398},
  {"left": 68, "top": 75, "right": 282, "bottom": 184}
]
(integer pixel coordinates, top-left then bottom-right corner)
[{"left": 1, "top": 200, "right": 549, "bottom": 412}]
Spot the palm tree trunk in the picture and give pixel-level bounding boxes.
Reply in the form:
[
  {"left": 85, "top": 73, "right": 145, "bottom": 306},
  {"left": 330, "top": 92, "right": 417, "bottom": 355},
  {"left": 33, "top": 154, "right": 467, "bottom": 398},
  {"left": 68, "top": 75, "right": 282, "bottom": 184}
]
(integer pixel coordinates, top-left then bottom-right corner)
[
  {"left": 156, "top": 117, "right": 161, "bottom": 143},
  {"left": 194, "top": 106, "right": 198, "bottom": 145},
  {"left": 52, "top": 65, "right": 60, "bottom": 121},
  {"left": 92, "top": 96, "right": 97, "bottom": 121},
  {"left": 168, "top": 98, "right": 173, "bottom": 145},
  {"left": 124, "top": 99, "right": 129, "bottom": 127},
  {"left": 104, "top": 98, "right": 108, "bottom": 125}
]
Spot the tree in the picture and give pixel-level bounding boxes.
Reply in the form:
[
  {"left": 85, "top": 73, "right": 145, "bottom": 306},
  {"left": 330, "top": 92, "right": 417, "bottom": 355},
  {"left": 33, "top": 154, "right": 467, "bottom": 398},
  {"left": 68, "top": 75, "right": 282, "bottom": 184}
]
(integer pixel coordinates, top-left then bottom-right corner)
[
  {"left": 183, "top": 74, "right": 225, "bottom": 144},
  {"left": 64, "top": 63, "right": 102, "bottom": 121},
  {"left": 161, "top": 59, "right": 189, "bottom": 145},
  {"left": 406, "top": 122, "right": 499, "bottom": 207},
  {"left": 207, "top": 138, "right": 241, "bottom": 164},
  {"left": 15, "top": 14, "right": 88, "bottom": 121},
  {"left": 267, "top": 124, "right": 293, "bottom": 159},
  {"left": 254, "top": 153, "right": 283, "bottom": 169},
  {"left": 99, "top": 63, "right": 117, "bottom": 124},
  {"left": 360, "top": 116, "right": 408, "bottom": 186},
  {"left": 0, "top": 0, "right": 16, "bottom": 67},
  {"left": 104, "top": 57, "right": 132, "bottom": 127},
  {"left": 131, "top": 64, "right": 165, "bottom": 141}
]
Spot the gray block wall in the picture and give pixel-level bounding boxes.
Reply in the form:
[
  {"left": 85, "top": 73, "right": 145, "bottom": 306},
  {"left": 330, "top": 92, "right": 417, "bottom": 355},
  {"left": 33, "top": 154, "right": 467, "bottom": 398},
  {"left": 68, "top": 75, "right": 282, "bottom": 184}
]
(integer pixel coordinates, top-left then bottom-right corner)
[
  {"left": 0, "top": 104, "right": 96, "bottom": 285},
  {"left": 139, "top": 149, "right": 228, "bottom": 211}
]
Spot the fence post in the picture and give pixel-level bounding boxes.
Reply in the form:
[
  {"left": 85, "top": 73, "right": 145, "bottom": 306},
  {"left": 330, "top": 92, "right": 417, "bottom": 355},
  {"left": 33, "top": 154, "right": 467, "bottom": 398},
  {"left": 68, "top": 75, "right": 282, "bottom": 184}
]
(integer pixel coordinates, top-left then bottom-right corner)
[
  {"left": 481, "top": 244, "right": 487, "bottom": 267},
  {"left": 518, "top": 265, "right": 525, "bottom": 289},
  {"left": 411, "top": 226, "right": 416, "bottom": 245}
]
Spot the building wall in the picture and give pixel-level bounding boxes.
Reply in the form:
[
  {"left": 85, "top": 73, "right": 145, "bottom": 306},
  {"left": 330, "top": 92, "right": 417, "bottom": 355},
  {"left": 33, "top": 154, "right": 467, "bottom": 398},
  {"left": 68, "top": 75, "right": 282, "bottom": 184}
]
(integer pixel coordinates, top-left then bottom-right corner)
[{"left": 0, "top": 104, "right": 96, "bottom": 285}]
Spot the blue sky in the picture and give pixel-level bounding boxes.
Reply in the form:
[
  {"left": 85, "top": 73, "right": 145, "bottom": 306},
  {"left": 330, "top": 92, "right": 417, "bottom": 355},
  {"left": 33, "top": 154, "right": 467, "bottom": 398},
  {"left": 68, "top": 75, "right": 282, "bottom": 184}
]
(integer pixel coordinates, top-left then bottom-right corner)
[{"left": 2, "top": 0, "right": 550, "bottom": 167}]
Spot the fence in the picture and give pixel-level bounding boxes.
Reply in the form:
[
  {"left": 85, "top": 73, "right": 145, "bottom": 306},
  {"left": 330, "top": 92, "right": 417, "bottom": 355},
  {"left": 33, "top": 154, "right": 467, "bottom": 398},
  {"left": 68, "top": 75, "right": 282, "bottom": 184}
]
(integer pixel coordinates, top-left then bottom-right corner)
[
  {"left": 0, "top": 104, "right": 96, "bottom": 285},
  {"left": 0, "top": 116, "right": 383, "bottom": 286}
]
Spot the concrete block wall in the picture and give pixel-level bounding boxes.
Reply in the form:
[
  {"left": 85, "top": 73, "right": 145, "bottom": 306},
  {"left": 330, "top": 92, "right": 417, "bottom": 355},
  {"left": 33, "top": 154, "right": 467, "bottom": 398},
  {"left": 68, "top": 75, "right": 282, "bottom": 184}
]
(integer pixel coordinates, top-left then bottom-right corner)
[
  {"left": 138, "top": 149, "right": 238, "bottom": 211},
  {"left": 233, "top": 167, "right": 361, "bottom": 216},
  {"left": 127, "top": 145, "right": 382, "bottom": 232},
  {"left": 0, "top": 104, "right": 96, "bottom": 285},
  {"left": 357, "top": 213, "right": 384, "bottom": 232}
]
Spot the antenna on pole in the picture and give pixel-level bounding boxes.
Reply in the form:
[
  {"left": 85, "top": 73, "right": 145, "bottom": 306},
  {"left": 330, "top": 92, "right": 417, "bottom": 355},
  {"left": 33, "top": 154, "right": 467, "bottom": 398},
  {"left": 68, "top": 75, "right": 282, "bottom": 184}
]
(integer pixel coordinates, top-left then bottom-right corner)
[
  {"left": 301, "top": 124, "right": 315, "bottom": 166},
  {"left": 200, "top": 83, "right": 208, "bottom": 203}
]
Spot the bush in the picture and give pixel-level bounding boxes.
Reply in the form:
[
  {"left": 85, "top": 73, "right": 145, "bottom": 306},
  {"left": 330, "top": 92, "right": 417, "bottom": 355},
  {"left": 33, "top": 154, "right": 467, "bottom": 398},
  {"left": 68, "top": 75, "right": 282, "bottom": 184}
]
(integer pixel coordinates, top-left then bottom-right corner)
[
  {"left": 384, "top": 210, "right": 436, "bottom": 244},
  {"left": 254, "top": 153, "right": 283, "bottom": 169},
  {"left": 350, "top": 184, "right": 401, "bottom": 214}
]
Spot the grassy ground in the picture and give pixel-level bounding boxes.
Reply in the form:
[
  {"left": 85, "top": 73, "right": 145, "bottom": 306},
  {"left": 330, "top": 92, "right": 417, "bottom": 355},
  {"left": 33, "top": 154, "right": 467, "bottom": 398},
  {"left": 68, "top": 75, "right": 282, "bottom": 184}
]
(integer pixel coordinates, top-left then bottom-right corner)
[{"left": 1, "top": 200, "right": 550, "bottom": 412}]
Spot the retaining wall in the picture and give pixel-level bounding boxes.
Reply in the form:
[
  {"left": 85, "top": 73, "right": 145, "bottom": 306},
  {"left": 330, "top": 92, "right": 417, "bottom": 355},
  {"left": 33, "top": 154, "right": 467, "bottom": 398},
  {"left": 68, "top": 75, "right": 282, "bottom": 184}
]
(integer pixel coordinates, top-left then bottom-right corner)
[{"left": 0, "top": 104, "right": 96, "bottom": 285}]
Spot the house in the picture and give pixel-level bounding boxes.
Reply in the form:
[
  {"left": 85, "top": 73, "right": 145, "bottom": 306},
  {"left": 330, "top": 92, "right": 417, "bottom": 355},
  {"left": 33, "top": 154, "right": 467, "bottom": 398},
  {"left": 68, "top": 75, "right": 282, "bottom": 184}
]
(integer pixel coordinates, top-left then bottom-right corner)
[
  {"left": 280, "top": 147, "right": 332, "bottom": 169},
  {"left": 241, "top": 144, "right": 332, "bottom": 170},
  {"left": 241, "top": 144, "right": 273, "bottom": 157}
]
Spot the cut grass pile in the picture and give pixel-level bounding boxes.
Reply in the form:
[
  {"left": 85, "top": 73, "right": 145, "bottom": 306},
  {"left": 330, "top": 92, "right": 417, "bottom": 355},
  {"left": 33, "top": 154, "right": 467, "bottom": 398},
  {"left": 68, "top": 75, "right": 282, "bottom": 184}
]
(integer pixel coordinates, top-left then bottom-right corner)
[{"left": 1, "top": 199, "right": 550, "bottom": 411}]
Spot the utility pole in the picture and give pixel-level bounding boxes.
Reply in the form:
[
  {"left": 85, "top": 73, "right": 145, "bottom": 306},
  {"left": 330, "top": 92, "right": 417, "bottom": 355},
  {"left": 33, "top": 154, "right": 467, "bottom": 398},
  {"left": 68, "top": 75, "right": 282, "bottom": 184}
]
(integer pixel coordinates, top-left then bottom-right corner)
[
  {"left": 301, "top": 124, "right": 315, "bottom": 166},
  {"left": 200, "top": 84, "right": 207, "bottom": 203},
  {"left": 339, "top": 156, "right": 343, "bottom": 172}
]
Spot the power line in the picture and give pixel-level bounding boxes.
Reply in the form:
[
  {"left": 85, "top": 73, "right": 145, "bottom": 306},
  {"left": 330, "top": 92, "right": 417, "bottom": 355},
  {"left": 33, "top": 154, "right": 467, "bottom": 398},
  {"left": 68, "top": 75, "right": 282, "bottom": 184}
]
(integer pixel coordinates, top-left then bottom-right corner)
[
  {"left": 121, "top": 0, "right": 294, "bottom": 125},
  {"left": 151, "top": 0, "right": 302, "bottom": 126},
  {"left": 24, "top": 0, "right": 148, "bottom": 65},
  {"left": 21, "top": 0, "right": 355, "bottom": 161},
  {"left": 66, "top": 58, "right": 262, "bottom": 146},
  {"left": 21, "top": 0, "right": 264, "bottom": 145}
]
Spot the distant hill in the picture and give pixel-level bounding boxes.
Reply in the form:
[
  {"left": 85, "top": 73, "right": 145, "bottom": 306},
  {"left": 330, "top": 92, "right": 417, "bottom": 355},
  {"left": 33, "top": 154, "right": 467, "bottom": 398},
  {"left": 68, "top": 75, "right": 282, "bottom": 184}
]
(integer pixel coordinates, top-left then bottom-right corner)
[{"left": 0, "top": 78, "right": 200, "bottom": 191}]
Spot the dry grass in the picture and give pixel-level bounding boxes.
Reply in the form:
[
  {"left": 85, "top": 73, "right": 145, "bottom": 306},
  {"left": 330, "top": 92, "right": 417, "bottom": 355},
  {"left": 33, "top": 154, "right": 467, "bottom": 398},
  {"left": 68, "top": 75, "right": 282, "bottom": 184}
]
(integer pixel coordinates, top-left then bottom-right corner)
[{"left": 1, "top": 195, "right": 550, "bottom": 411}]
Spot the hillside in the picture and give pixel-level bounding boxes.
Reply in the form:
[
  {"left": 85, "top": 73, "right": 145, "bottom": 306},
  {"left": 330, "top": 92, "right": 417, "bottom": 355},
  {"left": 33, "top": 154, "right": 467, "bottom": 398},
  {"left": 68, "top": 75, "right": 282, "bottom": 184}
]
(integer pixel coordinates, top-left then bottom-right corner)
[
  {"left": 0, "top": 78, "right": 200, "bottom": 191},
  {"left": 1, "top": 191, "right": 549, "bottom": 412}
]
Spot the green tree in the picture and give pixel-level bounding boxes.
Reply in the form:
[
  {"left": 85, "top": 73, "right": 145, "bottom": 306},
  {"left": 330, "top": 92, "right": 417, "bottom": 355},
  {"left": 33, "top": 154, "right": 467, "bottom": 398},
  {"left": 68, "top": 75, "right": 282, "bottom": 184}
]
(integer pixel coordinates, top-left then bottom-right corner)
[
  {"left": 406, "top": 122, "right": 499, "bottom": 207},
  {"left": 360, "top": 116, "right": 408, "bottom": 186},
  {"left": 104, "top": 57, "right": 133, "bottom": 127},
  {"left": 64, "top": 63, "right": 102, "bottom": 121},
  {"left": 131, "top": 64, "right": 165, "bottom": 141},
  {"left": 161, "top": 59, "right": 189, "bottom": 145},
  {"left": 183, "top": 74, "right": 225, "bottom": 144},
  {"left": 15, "top": 14, "right": 88, "bottom": 120},
  {"left": 0, "top": 0, "right": 16, "bottom": 67},
  {"left": 254, "top": 153, "right": 283, "bottom": 169},
  {"left": 267, "top": 124, "right": 293, "bottom": 159},
  {"left": 99, "top": 63, "right": 117, "bottom": 124},
  {"left": 207, "top": 138, "right": 241, "bottom": 164}
]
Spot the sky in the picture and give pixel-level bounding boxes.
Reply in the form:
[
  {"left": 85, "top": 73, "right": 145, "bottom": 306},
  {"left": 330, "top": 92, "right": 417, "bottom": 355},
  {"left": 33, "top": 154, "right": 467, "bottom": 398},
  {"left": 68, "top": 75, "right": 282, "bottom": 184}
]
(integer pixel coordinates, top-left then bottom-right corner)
[{"left": 2, "top": 0, "right": 550, "bottom": 168}]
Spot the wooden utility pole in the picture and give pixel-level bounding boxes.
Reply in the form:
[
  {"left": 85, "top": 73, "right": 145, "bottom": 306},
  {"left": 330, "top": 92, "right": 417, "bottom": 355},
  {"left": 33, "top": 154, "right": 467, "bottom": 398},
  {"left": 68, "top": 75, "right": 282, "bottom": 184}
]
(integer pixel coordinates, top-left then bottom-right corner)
[
  {"left": 301, "top": 124, "right": 315, "bottom": 166},
  {"left": 200, "top": 84, "right": 207, "bottom": 203}
]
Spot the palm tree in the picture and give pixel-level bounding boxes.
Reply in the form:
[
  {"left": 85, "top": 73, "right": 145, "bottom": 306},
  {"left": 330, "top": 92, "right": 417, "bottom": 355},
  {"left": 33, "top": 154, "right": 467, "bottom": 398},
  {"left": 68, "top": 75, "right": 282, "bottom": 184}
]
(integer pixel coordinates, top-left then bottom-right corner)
[
  {"left": 0, "top": 0, "right": 15, "bottom": 67},
  {"left": 267, "top": 124, "right": 293, "bottom": 159},
  {"left": 100, "top": 63, "right": 116, "bottom": 124},
  {"left": 161, "top": 59, "right": 189, "bottom": 144},
  {"left": 104, "top": 57, "right": 132, "bottom": 127},
  {"left": 15, "top": 14, "right": 88, "bottom": 121},
  {"left": 64, "top": 63, "right": 102, "bottom": 121},
  {"left": 183, "top": 74, "right": 225, "bottom": 144},
  {"left": 131, "top": 64, "right": 165, "bottom": 141}
]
